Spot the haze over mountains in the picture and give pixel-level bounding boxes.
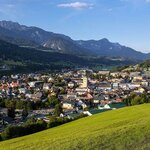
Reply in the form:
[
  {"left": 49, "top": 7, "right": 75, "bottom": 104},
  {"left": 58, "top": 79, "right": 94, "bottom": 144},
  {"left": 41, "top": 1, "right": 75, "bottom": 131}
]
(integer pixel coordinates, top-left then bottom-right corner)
[{"left": 0, "top": 20, "right": 149, "bottom": 60}]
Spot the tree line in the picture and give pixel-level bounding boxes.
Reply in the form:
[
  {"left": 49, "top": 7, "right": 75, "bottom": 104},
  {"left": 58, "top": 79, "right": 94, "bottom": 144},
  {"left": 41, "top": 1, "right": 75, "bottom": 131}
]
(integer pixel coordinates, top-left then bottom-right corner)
[
  {"left": 0, "top": 113, "right": 87, "bottom": 141},
  {"left": 124, "top": 93, "right": 150, "bottom": 106}
]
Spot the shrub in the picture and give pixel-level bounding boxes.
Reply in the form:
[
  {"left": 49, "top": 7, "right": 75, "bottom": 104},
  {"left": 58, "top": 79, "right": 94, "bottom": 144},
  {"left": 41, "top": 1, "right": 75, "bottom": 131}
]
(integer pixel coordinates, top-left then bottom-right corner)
[{"left": 1, "top": 120, "right": 47, "bottom": 140}]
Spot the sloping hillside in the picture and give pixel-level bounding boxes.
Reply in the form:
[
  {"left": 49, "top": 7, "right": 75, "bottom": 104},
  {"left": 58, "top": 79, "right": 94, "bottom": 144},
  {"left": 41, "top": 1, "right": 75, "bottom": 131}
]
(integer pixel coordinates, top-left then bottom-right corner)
[{"left": 0, "top": 104, "right": 150, "bottom": 150}]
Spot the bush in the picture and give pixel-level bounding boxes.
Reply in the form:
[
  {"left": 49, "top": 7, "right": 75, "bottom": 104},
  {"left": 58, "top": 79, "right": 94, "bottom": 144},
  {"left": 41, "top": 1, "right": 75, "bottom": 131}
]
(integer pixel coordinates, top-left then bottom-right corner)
[
  {"left": 1, "top": 120, "right": 47, "bottom": 140},
  {"left": 0, "top": 135, "right": 2, "bottom": 141},
  {"left": 1, "top": 125, "right": 24, "bottom": 140},
  {"left": 131, "top": 96, "right": 144, "bottom": 105},
  {"left": 1, "top": 112, "right": 88, "bottom": 141},
  {"left": 48, "top": 95, "right": 59, "bottom": 107},
  {"left": 74, "top": 113, "right": 88, "bottom": 120},
  {"left": 124, "top": 93, "right": 150, "bottom": 106},
  {"left": 47, "top": 116, "right": 72, "bottom": 128},
  {"left": 47, "top": 116, "right": 62, "bottom": 128},
  {"left": 54, "top": 103, "right": 63, "bottom": 116}
]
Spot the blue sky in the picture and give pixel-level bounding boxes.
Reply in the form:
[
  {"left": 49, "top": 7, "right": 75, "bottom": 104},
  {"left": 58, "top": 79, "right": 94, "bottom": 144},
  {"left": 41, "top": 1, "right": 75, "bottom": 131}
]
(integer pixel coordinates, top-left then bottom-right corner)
[{"left": 0, "top": 0, "right": 150, "bottom": 53}]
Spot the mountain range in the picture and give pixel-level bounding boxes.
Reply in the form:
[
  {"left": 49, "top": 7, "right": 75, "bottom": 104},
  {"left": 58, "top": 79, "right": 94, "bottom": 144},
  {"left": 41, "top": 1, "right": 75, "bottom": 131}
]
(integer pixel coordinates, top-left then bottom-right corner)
[
  {"left": 0, "top": 39, "right": 137, "bottom": 74},
  {"left": 0, "top": 20, "right": 149, "bottom": 60}
]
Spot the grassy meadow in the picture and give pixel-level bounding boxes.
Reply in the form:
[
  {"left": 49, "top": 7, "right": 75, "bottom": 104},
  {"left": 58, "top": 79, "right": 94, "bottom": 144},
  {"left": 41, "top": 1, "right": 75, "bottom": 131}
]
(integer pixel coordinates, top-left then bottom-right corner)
[{"left": 0, "top": 104, "right": 150, "bottom": 150}]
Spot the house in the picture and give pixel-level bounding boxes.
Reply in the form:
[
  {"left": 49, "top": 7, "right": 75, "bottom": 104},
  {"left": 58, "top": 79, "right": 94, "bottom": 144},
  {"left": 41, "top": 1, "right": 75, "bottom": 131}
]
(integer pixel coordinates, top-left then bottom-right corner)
[
  {"left": 43, "top": 83, "right": 51, "bottom": 91},
  {"left": 119, "top": 83, "right": 129, "bottom": 90},
  {"left": 80, "top": 77, "right": 88, "bottom": 88},
  {"left": 25, "top": 93, "right": 32, "bottom": 99},
  {"left": 130, "top": 72, "right": 141, "bottom": 77},
  {"left": 112, "top": 83, "right": 119, "bottom": 89},
  {"left": 28, "top": 81, "right": 44, "bottom": 88},
  {"left": 98, "top": 71, "right": 110, "bottom": 75},
  {"left": 67, "top": 93, "right": 77, "bottom": 100},
  {"left": 120, "top": 72, "right": 129, "bottom": 78},
  {"left": 134, "top": 87, "right": 145, "bottom": 94},
  {"left": 110, "top": 72, "right": 120, "bottom": 77},
  {"left": 48, "top": 77, "right": 54, "bottom": 83},
  {"left": 98, "top": 104, "right": 112, "bottom": 110},
  {"left": 62, "top": 101, "right": 75, "bottom": 110},
  {"left": 75, "top": 88, "right": 89, "bottom": 95},
  {"left": 31, "top": 92, "right": 43, "bottom": 101},
  {"left": 115, "top": 98, "right": 123, "bottom": 103},
  {"left": 10, "top": 81, "right": 19, "bottom": 88},
  {"left": 11, "top": 74, "right": 19, "bottom": 80},
  {"left": 93, "top": 95, "right": 105, "bottom": 104},
  {"left": 0, "top": 108, "right": 7, "bottom": 117},
  {"left": 142, "top": 72, "right": 150, "bottom": 78},
  {"left": 128, "top": 83, "right": 141, "bottom": 89},
  {"left": 18, "top": 88, "right": 27, "bottom": 94},
  {"left": 72, "top": 78, "right": 83, "bottom": 86},
  {"left": 68, "top": 82, "right": 75, "bottom": 88},
  {"left": 83, "top": 109, "right": 110, "bottom": 116},
  {"left": 133, "top": 76, "right": 143, "bottom": 81},
  {"left": 1, "top": 116, "right": 14, "bottom": 124},
  {"left": 86, "top": 93, "right": 93, "bottom": 100},
  {"left": 141, "top": 81, "right": 149, "bottom": 87},
  {"left": 96, "top": 82, "right": 112, "bottom": 91},
  {"left": 76, "top": 100, "right": 87, "bottom": 109}
]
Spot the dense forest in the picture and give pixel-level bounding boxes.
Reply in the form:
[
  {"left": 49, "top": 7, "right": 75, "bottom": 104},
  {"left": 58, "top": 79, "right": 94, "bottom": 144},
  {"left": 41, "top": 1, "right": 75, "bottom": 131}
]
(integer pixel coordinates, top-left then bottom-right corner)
[{"left": 0, "top": 40, "right": 139, "bottom": 73}]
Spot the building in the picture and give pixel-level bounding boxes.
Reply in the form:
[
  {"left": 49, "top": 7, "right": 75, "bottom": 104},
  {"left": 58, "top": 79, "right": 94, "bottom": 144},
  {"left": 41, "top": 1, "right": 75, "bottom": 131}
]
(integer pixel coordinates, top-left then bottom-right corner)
[{"left": 80, "top": 76, "right": 88, "bottom": 88}]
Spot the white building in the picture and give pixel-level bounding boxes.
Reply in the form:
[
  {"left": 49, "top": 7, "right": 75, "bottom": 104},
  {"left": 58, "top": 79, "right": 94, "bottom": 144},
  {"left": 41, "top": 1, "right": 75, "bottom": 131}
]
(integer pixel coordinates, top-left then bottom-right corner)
[{"left": 80, "top": 76, "right": 88, "bottom": 88}]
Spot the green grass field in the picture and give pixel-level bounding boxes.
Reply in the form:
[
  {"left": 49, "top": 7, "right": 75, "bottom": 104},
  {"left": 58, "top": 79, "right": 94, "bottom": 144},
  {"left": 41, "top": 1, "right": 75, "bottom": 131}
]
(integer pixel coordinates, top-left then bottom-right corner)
[{"left": 0, "top": 104, "right": 150, "bottom": 150}]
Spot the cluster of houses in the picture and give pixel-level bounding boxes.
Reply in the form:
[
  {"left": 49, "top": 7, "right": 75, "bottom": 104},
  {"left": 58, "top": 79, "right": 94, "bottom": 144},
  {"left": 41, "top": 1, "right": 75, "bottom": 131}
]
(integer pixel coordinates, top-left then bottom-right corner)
[{"left": 0, "top": 65, "right": 150, "bottom": 130}]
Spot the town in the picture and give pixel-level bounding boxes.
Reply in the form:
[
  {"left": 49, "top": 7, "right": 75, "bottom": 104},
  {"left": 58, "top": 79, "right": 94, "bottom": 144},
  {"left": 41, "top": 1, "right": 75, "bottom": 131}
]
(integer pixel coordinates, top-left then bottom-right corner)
[{"left": 0, "top": 65, "right": 150, "bottom": 136}]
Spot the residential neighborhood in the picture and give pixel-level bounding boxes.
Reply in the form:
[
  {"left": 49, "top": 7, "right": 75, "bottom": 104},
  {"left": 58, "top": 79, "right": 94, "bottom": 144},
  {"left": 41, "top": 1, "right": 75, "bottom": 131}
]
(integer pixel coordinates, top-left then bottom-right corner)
[{"left": 0, "top": 65, "right": 150, "bottom": 133}]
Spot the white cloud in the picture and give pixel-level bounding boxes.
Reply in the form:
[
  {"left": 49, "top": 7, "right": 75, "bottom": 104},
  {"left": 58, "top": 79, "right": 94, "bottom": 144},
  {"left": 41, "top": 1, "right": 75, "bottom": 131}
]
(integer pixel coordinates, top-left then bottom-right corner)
[
  {"left": 0, "top": 3, "right": 19, "bottom": 19},
  {"left": 145, "top": 0, "right": 150, "bottom": 2},
  {"left": 121, "top": 0, "right": 150, "bottom": 3},
  {"left": 0, "top": 4, "right": 15, "bottom": 14},
  {"left": 57, "top": 2, "right": 94, "bottom": 10}
]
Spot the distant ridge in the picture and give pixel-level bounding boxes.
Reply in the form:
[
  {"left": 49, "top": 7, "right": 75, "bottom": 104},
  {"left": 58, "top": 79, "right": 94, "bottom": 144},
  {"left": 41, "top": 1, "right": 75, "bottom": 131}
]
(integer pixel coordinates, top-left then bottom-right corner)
[
  {"left": 0, "top": 20, "right": 149, "bottom": 59},
  {"left": 77, "top": 38, "right": 150, "bottom": 59}
]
